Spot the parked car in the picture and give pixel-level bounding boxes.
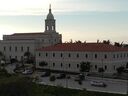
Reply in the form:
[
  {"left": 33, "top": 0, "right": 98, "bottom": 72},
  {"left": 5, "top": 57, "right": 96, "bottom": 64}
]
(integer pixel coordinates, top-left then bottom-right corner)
[
  {"left": 22, "top": 69, "right": 33, "bottom": 75},
  {"left": 14, "top": 68, "right": 25, "bottom": 73},
  {"left": 56, "top": 73, "right": 66, "bottom": 79},
  {"left": 41, "top": 71, "right": 51, "bottom": 77},
  {"left": 90, "top": 81, "right": 107, "bottom": 87}
]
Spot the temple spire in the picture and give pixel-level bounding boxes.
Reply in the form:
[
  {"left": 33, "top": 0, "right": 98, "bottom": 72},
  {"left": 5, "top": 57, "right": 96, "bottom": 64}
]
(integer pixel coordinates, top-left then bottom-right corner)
[{"left": 49, "top": 4, "right": 51, "bottom": 13}]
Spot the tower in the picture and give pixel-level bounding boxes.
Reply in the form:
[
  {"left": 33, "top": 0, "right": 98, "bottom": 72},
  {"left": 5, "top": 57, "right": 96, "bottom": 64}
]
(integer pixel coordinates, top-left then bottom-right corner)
[{"left": 44, "top": 4, "right": 56, "bottom": 33}]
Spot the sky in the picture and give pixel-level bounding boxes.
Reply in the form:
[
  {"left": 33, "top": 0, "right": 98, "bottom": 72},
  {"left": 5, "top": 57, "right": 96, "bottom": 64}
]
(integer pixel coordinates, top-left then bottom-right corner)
[{"left": 0, "top": 0, "right": 128, "bottom": 43}]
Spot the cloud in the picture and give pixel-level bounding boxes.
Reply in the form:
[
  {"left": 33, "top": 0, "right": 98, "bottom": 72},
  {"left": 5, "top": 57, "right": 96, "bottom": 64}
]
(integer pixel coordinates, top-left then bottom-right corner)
[{"left": 0, "top": 0, "right": 127, "bottom": 15}]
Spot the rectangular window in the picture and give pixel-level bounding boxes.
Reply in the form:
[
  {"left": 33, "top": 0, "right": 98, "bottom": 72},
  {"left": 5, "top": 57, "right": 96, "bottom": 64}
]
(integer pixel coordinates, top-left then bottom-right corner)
[
  {"left": 15, "top": 46, "right": 17, "bottom": 52},
  {"left": 104, "top": 54, "right": 107, "bottom": 59},
  {"left": 21, "top": 46, "right": 23, "bottom": 52},
  {"left": 53, "top": 53, "right": 55, "bottom": 57},
  {"left": 85, "top": 54, "right": 88, "bottom": 58},
  {"left": 9, "top": 46, "right": 11, "bottom": 52},
  {"left": 27, "top": 47, "right": 29, "bottom": 52},
  {"left": 4, "top": 46, "right": 6, "bottom": 51},
  {"left": 76, "top": 54, "right": 79, "bottom": 58},
  {"left": 61, "top": 53, "right": 63, "bottom": 57},
  {"left": 39, "top": 53, "right": 41, "bottom": 57},
  {"left": 46, "top": 53, "right": 48, "bottom": 57},
  {"left": 95, "top": 54, "right": 97, "bottom": 59},
  {"left": 68, "top": 53, "right": 71, "bottom": 57}
]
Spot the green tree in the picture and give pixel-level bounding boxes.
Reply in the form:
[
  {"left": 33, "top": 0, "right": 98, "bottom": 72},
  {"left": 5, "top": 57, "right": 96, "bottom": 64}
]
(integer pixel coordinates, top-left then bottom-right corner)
[
  {"left": 24, "top": 52, "right": 34, "bottom": 64},
  {"left": 39, "top": 61, "right": 48, "bottom": 67},
  {"left": 116, "top": 66, "right": 124, "bottom": 74},
  {"left": 80, "top": 62, "right": 91, "bottom": 72}
]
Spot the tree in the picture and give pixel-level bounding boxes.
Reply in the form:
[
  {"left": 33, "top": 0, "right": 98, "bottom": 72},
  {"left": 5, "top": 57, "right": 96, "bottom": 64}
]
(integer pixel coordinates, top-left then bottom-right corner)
[
  {"left": 39, "top": 61, "right": 48, "bottom": 67},
  {"left": 116, "top": 66, "right": 124, "bottom": 74},
  {"left": 24, "top": 52, "right": 34, "bottom": 64},
  {"left": 80, "top": 62, "right": 91, "bottom": 72},
  {"left": 98, "top": 67, "right": 105, "bottom": 78}
]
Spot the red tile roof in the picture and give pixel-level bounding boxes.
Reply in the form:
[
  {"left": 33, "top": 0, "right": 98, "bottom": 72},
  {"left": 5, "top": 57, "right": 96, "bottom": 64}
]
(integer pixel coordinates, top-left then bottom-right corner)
[
  {"left": 11, "top": 32, "right": 48, "bottom": 36},
  {"left": 37, "top": 43, "right": 128, "bottom": 52}
]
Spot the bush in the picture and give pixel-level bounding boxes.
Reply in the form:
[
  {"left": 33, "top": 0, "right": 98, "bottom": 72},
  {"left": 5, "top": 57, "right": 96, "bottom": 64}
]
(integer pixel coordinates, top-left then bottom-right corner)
[{"left": 49, "top": 75, "right": 56, "bottom": 81}]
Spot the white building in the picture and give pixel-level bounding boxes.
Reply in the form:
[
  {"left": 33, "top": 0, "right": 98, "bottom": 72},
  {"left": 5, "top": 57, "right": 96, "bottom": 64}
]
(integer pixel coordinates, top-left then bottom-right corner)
[
  {"left": 0, "top": 5, "right": 62, "bottom": 62},
  {"left": 36, "top": 43, "right": 128, "bottom": 73}
]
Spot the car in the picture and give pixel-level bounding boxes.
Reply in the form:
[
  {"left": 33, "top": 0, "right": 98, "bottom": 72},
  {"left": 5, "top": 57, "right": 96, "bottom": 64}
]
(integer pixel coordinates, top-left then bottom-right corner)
[
  {"left": 74, "top": 76, "right": 81, "bottom": 81},
  {"left": 22, "top": 69, "right": 33, "bottom": 75},
  {"left": 90, "top": 81, "right": 107, "bottom": 87},
  {"left": 41, "top": 71, "right": 51, "bottom": 77},
  {"left": 14, "top": 68, "right": 25, "bottom": 73},
  {"left": 56, "top": 73, "right": 66, "bottom": 79}
]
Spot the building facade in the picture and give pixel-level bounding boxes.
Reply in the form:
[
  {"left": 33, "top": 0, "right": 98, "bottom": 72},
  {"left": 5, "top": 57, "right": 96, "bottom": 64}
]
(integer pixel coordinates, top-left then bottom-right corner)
[
  {"left": 0, "top": 6, "right": 62, "bottom": 62},
  {"left": 36, "top": 43, "right": 128, "bottom": 73}
]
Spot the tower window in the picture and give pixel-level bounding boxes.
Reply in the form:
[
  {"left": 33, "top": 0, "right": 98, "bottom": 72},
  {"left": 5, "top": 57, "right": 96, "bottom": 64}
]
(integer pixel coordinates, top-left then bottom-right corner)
[
  {"left": 68, "top": 53, "right": 71, "bottom": 57},
  {"left": 69, "top": 64, "right": 71, "bottom": 68},
  {"left": 61, "top": 63, "right": 63, "bottom": 67},
  {"left": 52, "top": 26, "right": 54, "bottom": 30},
  {"left": 47, "top": 26, "right": 49, "bottom": 30}
]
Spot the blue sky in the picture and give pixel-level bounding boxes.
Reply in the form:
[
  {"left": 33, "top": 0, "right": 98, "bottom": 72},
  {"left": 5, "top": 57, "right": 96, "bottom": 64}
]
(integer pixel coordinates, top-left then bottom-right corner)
[{"left": 0, "top": 0, "right": 128, "bottom": 43}]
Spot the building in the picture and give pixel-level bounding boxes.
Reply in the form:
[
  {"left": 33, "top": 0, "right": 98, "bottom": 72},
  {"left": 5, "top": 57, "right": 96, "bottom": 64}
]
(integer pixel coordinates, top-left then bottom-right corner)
[
  {"left": 36, "top": 43, "right": 128, "bottom": 74},
  {"left": 0, "top": 5, "right": 62, "bottom": 62},
  {"left": 0, "top": 5, "right": 128, "bottom": 74}
]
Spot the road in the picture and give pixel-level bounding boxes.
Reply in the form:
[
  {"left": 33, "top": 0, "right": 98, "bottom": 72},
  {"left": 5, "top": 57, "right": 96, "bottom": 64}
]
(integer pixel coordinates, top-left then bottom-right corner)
[{"left": 35, "top": 72, "right": 127, "bottom": 95}]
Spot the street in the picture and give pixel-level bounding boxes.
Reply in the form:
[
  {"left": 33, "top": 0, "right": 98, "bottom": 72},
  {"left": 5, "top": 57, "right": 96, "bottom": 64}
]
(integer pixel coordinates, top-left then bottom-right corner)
[{"left": 35, "top": 72, "right": 127, "bottom": 95}]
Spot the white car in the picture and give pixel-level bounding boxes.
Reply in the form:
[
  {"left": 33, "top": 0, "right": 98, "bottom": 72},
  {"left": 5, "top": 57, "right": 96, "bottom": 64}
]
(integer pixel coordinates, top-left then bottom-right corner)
[
  {"left": 90, "top": 81, "right": 107, "bottom": 87},
  {"left": 22, "top": 69, "right": 33, "bottom": 75}
]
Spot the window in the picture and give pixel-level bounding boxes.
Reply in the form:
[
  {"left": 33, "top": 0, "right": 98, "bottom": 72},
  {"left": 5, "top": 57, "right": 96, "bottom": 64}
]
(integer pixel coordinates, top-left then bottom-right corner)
[
  {"left": 53, "top": 53, "right": 55, "bottom": 57},
  {"left": 9, "top": 56, "right": 11, "bottom": 59},
  {"left": 52, "top": 26, "right": 54, "bottom": 30},
  {"left": 104, "top": 54, "right": 107, "bottom": 59},
  {"left": 113, "top": 54, "right": 115, "bottom": 58},
  {"left": 15, "top": 46, "right": 17, "bottom": 52},
  {"left": 76, "top": 54, "right": 79, "bottom": 58},
  {"left": 21, "top": 56, "right": 23, "bottom": 61},
  {"left": 21, "top": 46, "right": 23, "bottom": 52},
  {"left": 68, "top": 53, "right": 71, "bottom": 57},
  {"left": 47, "top": 26, "right": 49, "bottom": 30},
  {"left": 61, "top": 63, "right": 63, "bottom": 67},
  {"left": 3, "top": 46, "right": 6, "bottom": 51},
  {"left": 27, "top": 47, "right": 29, "bottom": 52},
  {"left": 39, "top": 53, "right": 41, "bottom": 57},
  {"left": 120, "top": 54, "right": 122, "bottom": 58},
  {"left": 15, "top": 56, "right": 17, "bottom": 59},
  {"left": 46, "top": 53, "right": 48, "bottom": 57},
  {"left": 117, "top": 54, "right": 119, "bottom": 58},
  {"left": 123, "top": 53, "right": 125, "bottom": 58},
  {"left": 77, "top": 64, "right": 79, "bottom": 68},
  {"left": 105, "top": 65, "right": 107, "bottom": 70},
  {"left": 69, "top": 64, "right": 71, "bottom": 68},
  {"left": 85, "top": 54, "right": 88, "bottom": 58},
  {"left": 113, "top": 65, "right": 115, "bottom": 70},
  {"left": 95, "top": 65, "right": 97, "bottom": 69},
  {"left": 53, "top": 63, "right": 55, "bottom": 67},
  {"left": 9, "top": 46, "right": 11, "bottom": 52},
  {"left": 95, "top": 54, "right": 97, "bottom": 59},
  {"left": 61, "top": 53, "right": 63, "bottom": 57}
]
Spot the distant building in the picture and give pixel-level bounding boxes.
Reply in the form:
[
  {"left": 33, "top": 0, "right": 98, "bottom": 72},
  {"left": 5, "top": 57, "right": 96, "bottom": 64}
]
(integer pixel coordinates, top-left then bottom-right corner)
[{"left": 0, "top": 5, "right": 62, "bottom": 62}]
